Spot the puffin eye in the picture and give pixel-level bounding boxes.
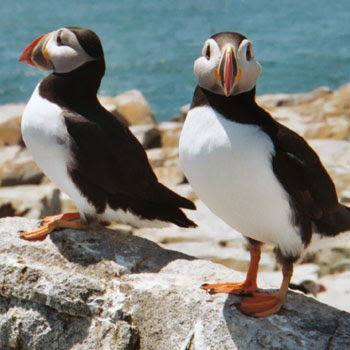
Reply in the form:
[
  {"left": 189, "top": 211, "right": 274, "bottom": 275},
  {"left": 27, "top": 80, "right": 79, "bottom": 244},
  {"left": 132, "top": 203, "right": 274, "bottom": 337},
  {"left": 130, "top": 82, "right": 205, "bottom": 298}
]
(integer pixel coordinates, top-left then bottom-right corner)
[
  {"left": 246, "top": 44, "right": 254, "bottom": 61},
  {"left": 205, "top": 45, "right": 211, "bottom": 60},
  {"left": 56, "top": 31, "right": 64, "bottom": 46}
]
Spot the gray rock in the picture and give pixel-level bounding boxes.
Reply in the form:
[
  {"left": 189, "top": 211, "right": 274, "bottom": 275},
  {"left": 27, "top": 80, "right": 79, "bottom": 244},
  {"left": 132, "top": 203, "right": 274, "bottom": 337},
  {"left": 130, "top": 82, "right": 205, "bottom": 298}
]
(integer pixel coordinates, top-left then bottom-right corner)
[
  {"left": 0, "top": 145, "right": 44, "bottom": 186},
  {"left": 0, "top": 217, "right": 349, "bottom": 350},
  {"left": 0, "top": 184, "right": 61, "bottom": 218}
]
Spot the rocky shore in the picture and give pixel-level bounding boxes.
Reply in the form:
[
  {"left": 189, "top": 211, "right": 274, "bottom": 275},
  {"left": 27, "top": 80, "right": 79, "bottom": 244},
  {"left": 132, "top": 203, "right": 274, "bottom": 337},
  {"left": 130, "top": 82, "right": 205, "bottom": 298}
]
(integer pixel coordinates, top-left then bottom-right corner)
[{"left": 0, "top": 85, "right": 349, "bottom": 349}]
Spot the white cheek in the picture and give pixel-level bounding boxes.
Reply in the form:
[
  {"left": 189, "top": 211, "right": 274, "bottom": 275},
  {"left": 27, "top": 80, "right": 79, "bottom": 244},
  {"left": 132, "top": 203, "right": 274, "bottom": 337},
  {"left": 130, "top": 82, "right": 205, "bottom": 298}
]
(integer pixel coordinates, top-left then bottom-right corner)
[
  {"left": 239, "top": 60, "right": 261, "bottom": 93},
  {"left": 236, "top": 42, "right": 262, "bottom": 93},
  {"left": 46, "top": 38, "right": 94, "bottom": 73},
  {"left": 194, "top": 56, "right": 219, "bottom": 89},
  {"left": 51, "top": 47, "right": 82, "bottom": 72}
]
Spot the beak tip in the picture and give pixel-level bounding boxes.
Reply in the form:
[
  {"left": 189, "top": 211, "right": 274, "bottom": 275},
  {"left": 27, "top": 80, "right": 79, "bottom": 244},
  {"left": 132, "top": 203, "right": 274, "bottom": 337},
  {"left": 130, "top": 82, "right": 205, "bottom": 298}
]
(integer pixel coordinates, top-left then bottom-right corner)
[{"left": 19, "top": 33, "right": 47, "bottom": 67}]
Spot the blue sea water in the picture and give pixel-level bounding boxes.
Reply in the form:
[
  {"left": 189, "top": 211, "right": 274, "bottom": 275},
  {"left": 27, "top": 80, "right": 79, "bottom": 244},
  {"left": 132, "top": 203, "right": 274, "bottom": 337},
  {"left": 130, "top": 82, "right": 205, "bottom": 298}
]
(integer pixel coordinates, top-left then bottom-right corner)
[{"left": 1, "top": 0, "right": 350, "bottom": 121}]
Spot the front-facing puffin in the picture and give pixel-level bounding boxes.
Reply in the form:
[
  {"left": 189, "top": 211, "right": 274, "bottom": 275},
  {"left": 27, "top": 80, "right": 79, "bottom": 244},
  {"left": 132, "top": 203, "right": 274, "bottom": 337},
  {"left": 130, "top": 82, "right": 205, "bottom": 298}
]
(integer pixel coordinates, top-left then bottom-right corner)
[
  {"left": 179, "top": 32, "right": 350, "bottom": 317},
  {"left": 19, "top": 27, "right": 196, "bottom": 240}
]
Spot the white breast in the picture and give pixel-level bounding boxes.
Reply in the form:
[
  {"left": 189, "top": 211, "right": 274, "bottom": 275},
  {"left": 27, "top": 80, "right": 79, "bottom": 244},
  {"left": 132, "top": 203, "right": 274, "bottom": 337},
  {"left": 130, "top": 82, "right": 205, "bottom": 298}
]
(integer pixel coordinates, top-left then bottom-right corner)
[
  {"left": 21, "top": 84, "right": 95, "bottom": 217},
  {"left": 179, "top": 106, "right": 303, "bottom": 257}
]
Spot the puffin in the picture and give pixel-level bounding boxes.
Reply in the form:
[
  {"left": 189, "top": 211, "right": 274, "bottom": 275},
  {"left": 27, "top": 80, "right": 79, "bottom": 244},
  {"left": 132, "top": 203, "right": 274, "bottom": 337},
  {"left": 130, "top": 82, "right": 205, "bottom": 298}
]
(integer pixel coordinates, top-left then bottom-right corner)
[
  {"left": 179, "top": 32, "right": 350, "bottom": 317},
  {"left": 19, "top": 26, "right": 196, "bottom": 240}
]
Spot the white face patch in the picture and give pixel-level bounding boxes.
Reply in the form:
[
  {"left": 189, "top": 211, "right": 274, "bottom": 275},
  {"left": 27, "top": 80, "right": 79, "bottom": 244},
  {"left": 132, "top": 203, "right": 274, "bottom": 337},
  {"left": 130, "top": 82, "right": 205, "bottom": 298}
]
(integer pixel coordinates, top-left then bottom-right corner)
[
  {"left": 194, "top": 39, "right": 222, "bottom": 93},
  {"left": 44, "top": 28, "right": 95, "bottom": 73},
  {"left": 234, "top": 39, "right": 262, "bottom": 95}
]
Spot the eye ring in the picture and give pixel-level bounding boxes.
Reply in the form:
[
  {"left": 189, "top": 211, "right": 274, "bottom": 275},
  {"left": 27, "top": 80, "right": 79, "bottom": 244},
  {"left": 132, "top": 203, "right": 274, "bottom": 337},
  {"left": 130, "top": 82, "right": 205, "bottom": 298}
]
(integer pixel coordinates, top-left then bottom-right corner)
[
  {"left": 246, "top": 43, "right": 254, "bottom": 61},
  {"left": 205, "top": 45, "right": 211, "bottom": 60}
]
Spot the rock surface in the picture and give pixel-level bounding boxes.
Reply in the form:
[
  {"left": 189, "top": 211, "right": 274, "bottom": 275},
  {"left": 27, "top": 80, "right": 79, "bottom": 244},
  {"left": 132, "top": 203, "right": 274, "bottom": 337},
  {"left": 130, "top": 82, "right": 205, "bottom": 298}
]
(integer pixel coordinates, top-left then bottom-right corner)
[{"left": 0, "top": 217, "right": 349, "bottom": 350}]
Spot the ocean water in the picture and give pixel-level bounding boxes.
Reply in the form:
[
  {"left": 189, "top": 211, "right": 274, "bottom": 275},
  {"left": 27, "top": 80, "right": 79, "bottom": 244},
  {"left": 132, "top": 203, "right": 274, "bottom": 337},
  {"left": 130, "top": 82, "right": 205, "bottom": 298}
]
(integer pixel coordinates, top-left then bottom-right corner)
[{"left": 1, "top": 0, "right": 350, "bottom": 121}]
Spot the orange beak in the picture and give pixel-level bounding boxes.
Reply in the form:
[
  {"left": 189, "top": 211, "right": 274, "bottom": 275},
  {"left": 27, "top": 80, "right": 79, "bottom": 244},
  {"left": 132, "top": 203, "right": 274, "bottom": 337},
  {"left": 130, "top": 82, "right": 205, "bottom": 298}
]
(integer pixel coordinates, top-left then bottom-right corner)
[
  {"left": 19, "top": 33, "right": 52, "bottom": 70},
  {"left": 219, "top": 46, "right": 241, "bottom": 97}
]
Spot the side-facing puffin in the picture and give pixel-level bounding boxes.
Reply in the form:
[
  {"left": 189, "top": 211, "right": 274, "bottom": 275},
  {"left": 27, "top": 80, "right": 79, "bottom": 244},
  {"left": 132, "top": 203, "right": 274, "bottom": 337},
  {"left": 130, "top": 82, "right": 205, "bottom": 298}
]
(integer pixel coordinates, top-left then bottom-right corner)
[
  {"left": 19, "top": 26, "right": 196, "bottom": 240},
  {"left": 179, "top": 32, "right": 350, "bottom": 317}
]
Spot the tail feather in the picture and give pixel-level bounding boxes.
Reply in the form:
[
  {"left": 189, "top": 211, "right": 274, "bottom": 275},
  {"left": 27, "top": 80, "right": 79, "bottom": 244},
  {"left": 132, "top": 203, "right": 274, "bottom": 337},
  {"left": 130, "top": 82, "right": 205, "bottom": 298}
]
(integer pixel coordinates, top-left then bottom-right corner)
[
  {"left": 141, "top": 202, "right": 197, "bottom": 228},
  {"left": 150, "top": 187, "right": 198, "bottom": 227},
  {"left": 315, "top": 204, "right": 350, "bottom": 236},
  {"left": 152, "top": 182, "right": 196, "bottom": 210},
  {"left": 165, "top": 207, "right": 197, "bottom": 228}
]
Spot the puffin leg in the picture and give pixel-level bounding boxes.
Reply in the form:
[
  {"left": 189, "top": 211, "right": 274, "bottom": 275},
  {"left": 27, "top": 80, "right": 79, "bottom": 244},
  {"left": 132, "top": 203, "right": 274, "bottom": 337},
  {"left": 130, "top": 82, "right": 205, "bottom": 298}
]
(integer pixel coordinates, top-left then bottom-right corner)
[
  {"left": 20, "top": 212, "right": 88, "bottom": 241},
  {"left": 201, "top": 243, "right": 261, "bottom": 294},
  {"left": 237, "top": 262, "right": 293, "bottom": 317}
]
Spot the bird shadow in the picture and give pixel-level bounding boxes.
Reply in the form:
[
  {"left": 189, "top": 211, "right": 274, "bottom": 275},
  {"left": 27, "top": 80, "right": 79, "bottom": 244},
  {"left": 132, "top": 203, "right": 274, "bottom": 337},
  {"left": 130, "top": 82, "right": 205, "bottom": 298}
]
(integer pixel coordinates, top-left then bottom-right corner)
[{"left": 49, "top": 225, "right": 196, "bottom": 275}]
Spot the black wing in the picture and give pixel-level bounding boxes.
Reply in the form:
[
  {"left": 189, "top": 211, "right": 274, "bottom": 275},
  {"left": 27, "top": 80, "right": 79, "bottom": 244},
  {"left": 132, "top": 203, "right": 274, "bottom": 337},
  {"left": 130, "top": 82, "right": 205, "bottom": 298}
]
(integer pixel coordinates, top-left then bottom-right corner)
[
  {"left": 63, "top": 106, "right": 195, "bottom": 212},
  {"left": 271, "top": 121, "right": 339, "bottom": 217},
  {"left": 266, "top": 113, "right": 350, "bottom": 236}
]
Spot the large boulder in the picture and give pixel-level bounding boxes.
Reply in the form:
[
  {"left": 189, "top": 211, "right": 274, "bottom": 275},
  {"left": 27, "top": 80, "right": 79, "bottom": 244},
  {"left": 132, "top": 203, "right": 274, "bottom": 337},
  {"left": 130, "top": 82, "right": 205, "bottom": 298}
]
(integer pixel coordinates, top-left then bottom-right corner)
[{"left": 0, "top": 217, "right": 349, "bottom": 350}]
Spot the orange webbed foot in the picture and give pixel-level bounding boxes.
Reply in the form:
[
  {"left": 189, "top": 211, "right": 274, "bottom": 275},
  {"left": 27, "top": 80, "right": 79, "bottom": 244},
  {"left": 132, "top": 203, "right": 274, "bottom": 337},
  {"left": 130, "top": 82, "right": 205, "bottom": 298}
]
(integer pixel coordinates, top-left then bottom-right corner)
[
  {"left": 237, "top": 292, "right": 285, "bottom": 317},
  {"left": 20, "top": 212, "right": 88, "bottom": 241}
]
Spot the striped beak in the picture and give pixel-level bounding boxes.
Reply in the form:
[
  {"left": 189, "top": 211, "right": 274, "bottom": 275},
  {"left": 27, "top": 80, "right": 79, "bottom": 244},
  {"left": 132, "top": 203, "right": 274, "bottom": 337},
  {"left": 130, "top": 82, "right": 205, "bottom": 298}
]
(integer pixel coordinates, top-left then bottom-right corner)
[
  {"left": 19, "top": 32, "right": 53, "bottom": 70},
  {"left": 219, "top": 45, "right": 242, "bottom": 97}
]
